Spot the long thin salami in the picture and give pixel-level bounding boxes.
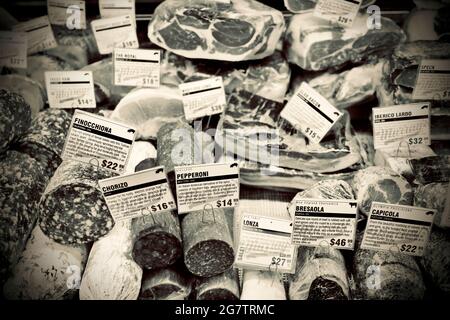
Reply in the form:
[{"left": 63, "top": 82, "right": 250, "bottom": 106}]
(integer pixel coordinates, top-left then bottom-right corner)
[
  {"left": 3, "top": 226, "right": 88, "bottom": 300},
  {"left": 39, "top": 160, "right": 115, "bottom": 245},
  {"left": 15, "top": 109, "right": 71, "bottom": 178},
  {"left": 193, "top": 268, "right": 240, "bottom": 300},
  {"left": 0, "top": 151, "right": 48, "bottom": 284},
  {"left": 0, "top": 89, "right": 31, "bottom": 154},
  {"left": 182, "top": 208, "right": 235, "bottom": 277}
]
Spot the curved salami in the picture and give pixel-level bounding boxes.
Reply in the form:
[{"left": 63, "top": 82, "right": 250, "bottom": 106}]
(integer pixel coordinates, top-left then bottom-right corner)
[
  {"left": 0, "top": 151, "right": 48, "bottom": 284},
  {"left": 16, "top": 109, "right": 71, "bottom": 178},
  {"left": 194, "top": 269, "right": 240, "bottom": 300},
  {"left": 182, "top": 208, "right": 235, "bottom": 277},
  {"left": 0, "top": 89, "right": 31, "bottom": 154},
  {"left": 39, "top": 160, "right": 115, "bottom": 245},
  {"left": 3, "top": 226, "right": 88, "bottom": 300}
]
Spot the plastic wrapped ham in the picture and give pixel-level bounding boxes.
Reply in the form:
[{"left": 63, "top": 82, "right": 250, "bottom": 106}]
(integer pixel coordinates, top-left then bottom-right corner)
[
  {"left": 285, "top": 11, "right": 405, "bottom": 71},
  {"left": 147, "top": 0, "right": 285, "bottom": 61}
]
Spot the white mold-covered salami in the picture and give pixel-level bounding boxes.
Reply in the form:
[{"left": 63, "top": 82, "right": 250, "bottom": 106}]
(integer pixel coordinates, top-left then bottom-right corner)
[
  {"left": 3, "top": 226, "right": 87, "bottom": 300},
  {"left": 0, "top": 151, "right": 48, "bottom": 285},
  {"left": 240, "top": 270, "right": 286, "bottom": 300},
  {"left": 39, "top": 160, "right": 115, "bottom": 245},
  {"left": 80, "top": 220, "right": 142, "bottom": 300}
]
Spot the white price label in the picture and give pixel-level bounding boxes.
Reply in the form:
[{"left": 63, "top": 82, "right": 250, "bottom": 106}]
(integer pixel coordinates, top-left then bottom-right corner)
[
  {"left": 98, "top": 166, "right": 176, "bottom": 222},
  {"left": 99, "top": 0, "right": 135, "bottom": 18},
  {"left": 235, "top": 213, "right": 296, "bottom": 274},
  {"left": 413, "top": 59, "right": 450, "bottom": 100},
  {"left": 280, "top": 82, "right": 342, "bottom": 144},
  {"left": 12, "top": 16, "right": 57, "bottom": 55},
  {"left": 62, "top": 110, "right": 136, "bottom": 173},
  {"left": 91, "top": 15, "right": 138, "bottom": 55},
  {"left": 314, "top": 0, "right": 362, "bottom": 27},
  {"left": 0, "top": 31, "right": 27, "bottom": 69},
  {"left": 179, "top": 76, "right": 227, "bottom": 120},
  {"left": 372, "top": 103, "right": 431, "bottom": 150},
  {"left": 45, "top": 71, "right": 96, "bottom": 109},
  {"left": 174, "top": 162, "right": 239, "bottom": 214},
  {"left": 361, "top": 202, "right": 435, "bottom": 257},
  {"left": 114, "top": 48, "right": 160, "bottom": 87},
  {"left": 290, "top": 198, "right": 357, "bottom": 250},
  {"left": 47, "top": 0, "right": 86, "bottom": 29},
  {"left": 441, "top": 182, "right": 450, "bottom": 228}
]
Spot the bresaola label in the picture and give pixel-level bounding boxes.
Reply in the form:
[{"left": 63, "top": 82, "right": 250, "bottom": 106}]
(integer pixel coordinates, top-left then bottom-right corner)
[
  {"left": 12, "top": 16, "right": 57, "bottom": 54},
  {"left": 413, "top": 59, "right": 450, "bottom": 100},
  {"left": 45, "top": 71, "right": 96, "bottom": 109},
  {"left": 235, "top": 213, "right": 296, "bottom": 274},
  {"left": 314, "top": 0, "right": 362, "bottom": 27},
  {"left": 91, "top": 15, "right": 138, "bottom": 54},
  {"left": 0, "top": 31, "right": 27, "bottom": 69},
  {"left": 174, "top": 162, "right": 239, "bottom": 214},
  {"left": 372, "top": 103, "right": 431, "bottom": 150},
  {"left": 62, "top": 110, "right": 136, "bottom": 174},
  {"left": 98, "top": 166, "right": 176, "bottom": 222},
  {"left": 280, "top": 82, "right": 342, "bottom": 144},
  {"left": 361, "top": 202, "right": 435, "bottom": 256},
  {"left": 290, "top": 199, "right": 358, "bottom": 250}
]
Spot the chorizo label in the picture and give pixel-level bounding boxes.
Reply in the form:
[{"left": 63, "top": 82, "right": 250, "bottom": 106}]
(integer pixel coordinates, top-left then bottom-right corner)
[
  {"left": 174, "top": 162, "right": 239, "bottom": 214},
  {"left": 280, "top": 82, "right": 342, "bottom": 144},
  {"left": 113, "top": 48, "right": 160, "bottom": 88},
  {"left": 361, "top": 202, "right": 435, "bottom": 257},
  {"left": 179, "top": 76, "right": 227, "bottom": 120},
  {"left": 290, "top": 198, "right": 357, "bottom": 250},
  {"left": 235, "top": 213, "right": 296, "bottom": 274},
  {"left": 12, "top": 16, "right": 57, "bottom": 54},
  {"left": 373, "top": 103, "right": 431, "bottom": 150},
  {"left": 98, "top": 166, "right": 176, "bottom": 222},
  {"left": 0, "top": 31, "right": 27, "bottom": 69},
  {"left": 413, "top": 59, "right": 450, "bottom": 100},
  {"left": 45, "top": 71, "right": 96, "bottom": 109},
  {"left": 91, "top": 15, "right": 138, "bottom": 55},
  {"left": 62, "top": 110, "right": 136, "bottom": 173}
]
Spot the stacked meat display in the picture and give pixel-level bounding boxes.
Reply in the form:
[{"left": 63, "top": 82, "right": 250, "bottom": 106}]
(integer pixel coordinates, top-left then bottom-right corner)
[{"left": 0, "top": 0, "right": 449, "bottom": 301}]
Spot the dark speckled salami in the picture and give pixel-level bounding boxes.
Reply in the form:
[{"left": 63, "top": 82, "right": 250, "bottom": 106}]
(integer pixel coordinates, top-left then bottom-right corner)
[
  {"left": 0, "top": 151, "right": 48, "bottom": 285},
  {"left": 182, "top": 208, "right": 235, "bottom": 277},
  {"left": 15, "top": 109, "right": 71, "bottom": 178},
  {"left": 39, "top": 160, "right": 115, "bottom": 245},
  {"left": 194, "top": 269, "right": 240, "bottom": 300},
  {"left": 0, "top": 89, "right": 31, "bottom": 154}
]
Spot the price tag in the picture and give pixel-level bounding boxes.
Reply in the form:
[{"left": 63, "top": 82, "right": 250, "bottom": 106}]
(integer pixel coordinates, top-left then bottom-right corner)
[
  {"left": 47, "top": 0, "right": 86, "bottom": 29},
  {"left": 280, "top": 82, "right": 342, "bottom": 144},
  {"left": 361, "top": 202, "right": 435, "bottom": 257},
  {"left": 372, "top": 103, "right": 431, "bottom": 150},
  {"left": 235, "top": 213, "right": 296, "bottom": 274},
  {"left": 12, "top": 16, "right": 57, "bottom": 55},
  {"left": 174, "top": 162, "right": 239, "bottom": 214},
  {"left": 113, "top": 48, "right": 160, "bottom": 87},
  {"left": 0, "top": 31, "right": 27, "bottom": 69},
  {"left": 91, "top": 15, "right": 138, "bottom": 55},
  {"left": 45, "top": 71, "right": 96, "bottom": 109},
  {"left": 98, "top": 166, "right": 176, "bottom": 222},
  {"left": 179, "top": 76, "right": 227, "bottom": 120},
  {"left": 289, "top": 199, "right": 357, "bottom": 250},
  {"left": 441, "top": 182, "right": 450, "bottom": 228},
  {"left": 314, "top": 0, "right": 362, "bottom": 27},
  {"left": 62, "top": 110, "right": 136, "bottom": 173},
  {"left": 413, "top": 59, "right": 450, "bottom": 100},
  {"left": 99, "top": 0, "right": 135, "bottom": 18}
]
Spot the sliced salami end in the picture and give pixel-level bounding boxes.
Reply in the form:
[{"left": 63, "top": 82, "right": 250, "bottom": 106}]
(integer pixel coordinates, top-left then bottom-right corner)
[
  {"left": 307, "top": 277, "right": 348, "bottom": 300},
  {"left": 185, "top": 240, "right": 235, "bottom": 277}
]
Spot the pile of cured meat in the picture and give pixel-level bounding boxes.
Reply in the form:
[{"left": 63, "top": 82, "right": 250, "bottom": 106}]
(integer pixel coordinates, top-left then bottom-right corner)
[{"left": 0, "top": 0, "right": 449, "bottom": 300}]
